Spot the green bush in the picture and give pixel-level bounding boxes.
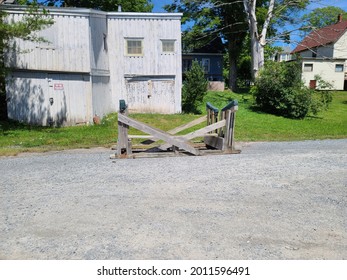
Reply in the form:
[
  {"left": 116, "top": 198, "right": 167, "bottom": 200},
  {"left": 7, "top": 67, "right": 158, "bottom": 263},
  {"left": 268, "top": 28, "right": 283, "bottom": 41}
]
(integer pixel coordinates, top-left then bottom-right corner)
[
  {"left": 252, "top": 61, "right": 332, "bottom": 119},
  {"left": 182, "top": 60, "right": 208, "bottom": 114}
]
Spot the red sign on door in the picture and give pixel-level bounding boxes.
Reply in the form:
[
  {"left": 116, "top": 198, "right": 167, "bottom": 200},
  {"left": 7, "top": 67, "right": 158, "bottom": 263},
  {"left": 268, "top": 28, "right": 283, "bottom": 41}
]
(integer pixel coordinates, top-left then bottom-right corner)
[{"left": 54, "top": 83, "right": 64, "bottom": 91}]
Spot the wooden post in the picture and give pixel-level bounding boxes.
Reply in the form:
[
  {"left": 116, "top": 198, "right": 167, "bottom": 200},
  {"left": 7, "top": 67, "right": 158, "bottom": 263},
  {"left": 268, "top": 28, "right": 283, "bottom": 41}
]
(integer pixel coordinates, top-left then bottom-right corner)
[
  {"left": 206, "top": 102, "right": 219, "bottom": 134},
  {"left": 117, "top": 100, "right": 130, "bottom": 158},
  {"left": 223, "top": 110, "right": 232, "bottom": 151},
  {"left": 204, "top": 100, "right": 238, "bottom": 152},
  {"left": 221, "top": 100, "right": 238, "bottom": 151},
  {"left": 229, "top": 109, "right": 236, "bottom": 150}
]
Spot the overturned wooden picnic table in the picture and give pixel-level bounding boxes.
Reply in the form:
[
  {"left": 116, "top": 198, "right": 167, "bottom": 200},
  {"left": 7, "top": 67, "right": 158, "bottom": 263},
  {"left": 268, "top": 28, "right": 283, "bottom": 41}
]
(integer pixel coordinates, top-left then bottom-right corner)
[{"left": 114, "top": 99, "right": 240, "bottom": 158}]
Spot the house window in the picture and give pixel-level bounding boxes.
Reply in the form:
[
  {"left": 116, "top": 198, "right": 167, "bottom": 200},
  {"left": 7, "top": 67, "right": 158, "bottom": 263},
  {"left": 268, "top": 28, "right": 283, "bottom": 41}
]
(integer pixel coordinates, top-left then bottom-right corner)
[
  {"left": 201, "top": 58, "right": 210, "bottom": 73},
  {"left": 183, "top": 59, "right": 192, "bottom": 72},
  {"left": 304, "top": 63, "right": 313, "bottom": 72},
  {"left": 161, "top": 40, "right": 175, "bottom": 53},
  {"left": 335, "top": 64, "right": 344, "bottom": 72},
  {"left": 125, "top": 38, "right": 143, "bottom": 56}
]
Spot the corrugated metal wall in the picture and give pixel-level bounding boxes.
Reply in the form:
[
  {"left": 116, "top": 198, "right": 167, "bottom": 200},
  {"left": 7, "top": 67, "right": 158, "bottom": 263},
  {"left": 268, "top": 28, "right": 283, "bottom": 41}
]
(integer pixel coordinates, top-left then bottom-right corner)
[
  {"left": 125, "top": 76, "right": 175, "bottom": 113},
  {"left": 89, "top": 13, "right": 109, "bottom": 74},
  {"left": 91, "top": 76, "right": 112, "bottom": 117},
  {"left": 4, "top": 7, "right": 183, "bottom": 126},
  {"left": 5, "top": 11, "right": 91, "bottom": 73},
  {"left": 108, "top": 14, "right": 182, "bottom": 113},
  {"left": 6, "top": 72, "right": 92, "bottom": 126},
  {"left": 89, "top": 13, "right": 112, "bottom": 118}
]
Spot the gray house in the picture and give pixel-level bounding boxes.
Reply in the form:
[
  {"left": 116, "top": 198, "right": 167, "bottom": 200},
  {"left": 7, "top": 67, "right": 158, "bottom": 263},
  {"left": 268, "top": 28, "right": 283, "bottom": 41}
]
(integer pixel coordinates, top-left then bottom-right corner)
[{"left": 3, "top": 5, "right": 182, "bottom": 126}]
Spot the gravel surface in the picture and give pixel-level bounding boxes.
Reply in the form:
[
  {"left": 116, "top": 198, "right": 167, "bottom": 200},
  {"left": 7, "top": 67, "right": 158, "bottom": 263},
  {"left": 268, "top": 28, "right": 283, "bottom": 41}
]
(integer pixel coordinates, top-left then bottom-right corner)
[{"left": 0, "top": 139, "right": 346, "bottom": 260}]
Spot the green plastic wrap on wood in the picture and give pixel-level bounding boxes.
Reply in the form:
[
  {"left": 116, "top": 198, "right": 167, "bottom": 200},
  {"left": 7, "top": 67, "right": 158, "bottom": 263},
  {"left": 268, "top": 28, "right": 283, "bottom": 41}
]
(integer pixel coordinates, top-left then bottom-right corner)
[
  {"left": 119, "top": 99, "right": 127, "bottom": 112},
  {"left": 206, "top": 102, "right": 219, "bottom": 114},
  {"left": 221, "top": 100, "right": 238, "bottom": 111}
]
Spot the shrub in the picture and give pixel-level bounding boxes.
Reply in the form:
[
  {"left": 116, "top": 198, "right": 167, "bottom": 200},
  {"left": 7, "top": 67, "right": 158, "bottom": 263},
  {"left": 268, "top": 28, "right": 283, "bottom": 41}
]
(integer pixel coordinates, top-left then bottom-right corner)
[
  {"left": 182, "top": 60, "right": 208, "bottom": 114},
  {"left": 252, "top": 61, "right": 332, "bottom": 119}
]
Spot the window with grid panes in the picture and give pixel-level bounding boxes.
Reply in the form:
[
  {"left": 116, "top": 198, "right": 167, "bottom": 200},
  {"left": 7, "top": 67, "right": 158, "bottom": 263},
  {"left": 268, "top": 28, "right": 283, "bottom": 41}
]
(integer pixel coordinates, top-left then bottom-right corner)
[
  {"left": 126, "top": 39, "right": 143, "bottom": 56},
  {"left": 162, "top": 40, "right": 175, "bottom": 53}
]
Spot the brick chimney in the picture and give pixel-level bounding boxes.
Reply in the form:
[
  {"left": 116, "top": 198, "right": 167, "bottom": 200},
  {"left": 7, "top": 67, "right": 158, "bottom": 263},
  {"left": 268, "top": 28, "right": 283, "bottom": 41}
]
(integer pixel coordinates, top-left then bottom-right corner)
[{"left": 337, "top": 14, "right": 342, "bottom": 23}]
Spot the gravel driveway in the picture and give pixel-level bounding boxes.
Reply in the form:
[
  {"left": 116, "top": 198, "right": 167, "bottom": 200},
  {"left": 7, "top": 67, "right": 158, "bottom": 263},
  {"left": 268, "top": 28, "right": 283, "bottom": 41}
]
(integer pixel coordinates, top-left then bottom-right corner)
[{"left": 0, "top": 139, "right": 346, "bottom": 259}]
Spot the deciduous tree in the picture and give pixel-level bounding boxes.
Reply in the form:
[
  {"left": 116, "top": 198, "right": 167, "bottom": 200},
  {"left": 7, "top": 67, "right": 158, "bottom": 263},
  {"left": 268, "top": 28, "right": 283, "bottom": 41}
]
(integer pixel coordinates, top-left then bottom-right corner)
[
  {"left": 302, "top": 6, "right": 347, "bottom": 31},
  {"left": 165, "top": 0, "right": 248, "bottom": 91},
  {"left": 0, "top": 1, "right": 53, "bottom": 119},
  {"left": 243, "top": 0, "right": 309, "bottom": 80}
]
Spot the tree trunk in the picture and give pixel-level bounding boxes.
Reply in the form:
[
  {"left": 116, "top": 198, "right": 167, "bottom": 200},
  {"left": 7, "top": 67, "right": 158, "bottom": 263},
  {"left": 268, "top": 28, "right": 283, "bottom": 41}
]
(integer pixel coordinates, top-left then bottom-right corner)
[
  {"left": 244, "top": 0, "right": 274, "bottom": 81},
  {"left": 228, "top": 39, "right": 238, "bottom": 92},
  {"left": 250, "top": 35, "right": 265, "bottom": 80}
]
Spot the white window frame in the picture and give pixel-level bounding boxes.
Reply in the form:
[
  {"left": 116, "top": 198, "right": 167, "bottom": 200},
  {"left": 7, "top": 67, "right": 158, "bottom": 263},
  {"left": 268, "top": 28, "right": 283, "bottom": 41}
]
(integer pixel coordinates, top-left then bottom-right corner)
[
  {"left": 125, "top": 38, "right": 144, "bottom": 56},
  {"left": 303, "top": 63, "right": 313, "bottom": 72},
  {"left": 161, "top": 39, "right": 176, "bottom": 54},
  {"left": 335, "top": 64, "right": 344, "bottom": 72}
]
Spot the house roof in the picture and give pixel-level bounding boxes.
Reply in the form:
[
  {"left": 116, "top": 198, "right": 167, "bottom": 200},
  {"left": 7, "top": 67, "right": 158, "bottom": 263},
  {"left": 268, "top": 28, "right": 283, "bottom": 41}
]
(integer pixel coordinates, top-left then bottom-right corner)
[{"left": 292, "top": 19, "right": 347, "bottom": 53}]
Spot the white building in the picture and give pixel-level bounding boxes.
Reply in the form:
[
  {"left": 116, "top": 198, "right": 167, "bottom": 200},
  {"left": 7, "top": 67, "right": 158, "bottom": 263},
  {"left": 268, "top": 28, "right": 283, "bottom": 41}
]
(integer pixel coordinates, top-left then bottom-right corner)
[
  {"left": 291, "top": 15, "right": 347, "bottom": 90},
  {"left": 271, "top": 46, "right": 292, "bottom": 62},
  {"left": 2, "top": 5, "right": 182, "bottom": 126}
]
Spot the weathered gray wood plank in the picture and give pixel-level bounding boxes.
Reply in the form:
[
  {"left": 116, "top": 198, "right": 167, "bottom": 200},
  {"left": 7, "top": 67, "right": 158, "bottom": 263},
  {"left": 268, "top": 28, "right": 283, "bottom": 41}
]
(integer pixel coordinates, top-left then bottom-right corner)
[
  {"left": 118, "top": 114, "right": 200, "bottom": 155},
  {"left": 128, "top": 135, "right": 155, "bottom": 139},
  {"left": 204, "top": 135, "right": 224, "bottom": 150},
  {"left": 167, "top": 115, "right": 207, "bottom": 135},
  {"left": 182, "top": 119, "right": 226, "bottom": 140},
  {"left": 159, "top": 120, "right": 226, "bottom": 150},
  {"left": 138, "top": 115, "right": 207, "bottom": 144},
  {"left": 223, "top": 110, "right": 232, "bottom": 151}
]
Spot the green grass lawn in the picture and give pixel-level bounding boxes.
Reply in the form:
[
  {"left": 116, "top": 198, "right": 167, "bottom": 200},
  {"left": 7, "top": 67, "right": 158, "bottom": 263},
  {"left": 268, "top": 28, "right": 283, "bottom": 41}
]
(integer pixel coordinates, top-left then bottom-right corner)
[{"left": 0, "top": 90, "right": 346, "bottom": 156}]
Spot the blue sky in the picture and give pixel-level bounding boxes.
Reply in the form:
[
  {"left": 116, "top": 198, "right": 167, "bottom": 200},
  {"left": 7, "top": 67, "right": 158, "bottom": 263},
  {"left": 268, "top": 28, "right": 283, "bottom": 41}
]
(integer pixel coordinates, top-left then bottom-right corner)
[
  {"left": 151, "top": 0, "right": 347, "bottom": 49},
  {"left": 152, "top": 0, "right": 172, "bottom": 12},
  {"left": 308, "top": 0, "right": 347, "bottom": 11},
  {"left": 152, "top": 0, "right": 347, "bottom": 13}
]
